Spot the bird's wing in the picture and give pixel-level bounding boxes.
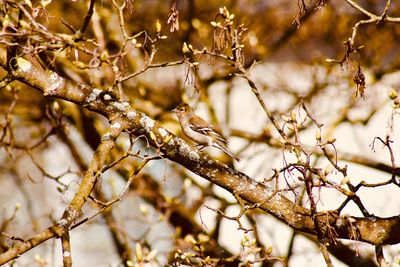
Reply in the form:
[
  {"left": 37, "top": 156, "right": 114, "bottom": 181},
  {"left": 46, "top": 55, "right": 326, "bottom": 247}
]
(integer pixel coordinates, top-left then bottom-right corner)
[
  {"left": 188, "top": 116, "right": 228, "bottom": 144},
  {"left": 188, "top": 116, "right": 212, "bottom": 133}
]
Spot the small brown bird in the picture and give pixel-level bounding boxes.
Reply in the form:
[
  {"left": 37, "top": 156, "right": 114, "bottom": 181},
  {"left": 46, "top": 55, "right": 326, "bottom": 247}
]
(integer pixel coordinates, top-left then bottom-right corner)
[{"left": 173, "top": 103, "right": 240, "bottom": 162}]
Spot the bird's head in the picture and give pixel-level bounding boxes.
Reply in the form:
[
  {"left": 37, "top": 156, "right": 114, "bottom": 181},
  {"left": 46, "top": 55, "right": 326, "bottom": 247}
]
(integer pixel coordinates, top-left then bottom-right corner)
[{"left": 172, "top": 103, "right": 192, "bottom": 118}]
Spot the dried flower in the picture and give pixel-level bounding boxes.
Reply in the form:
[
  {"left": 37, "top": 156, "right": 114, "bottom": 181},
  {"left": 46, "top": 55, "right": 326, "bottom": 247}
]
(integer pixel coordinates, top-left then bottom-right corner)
[{"left": 167, "top": 4, "right": 180, "bottom": 32}]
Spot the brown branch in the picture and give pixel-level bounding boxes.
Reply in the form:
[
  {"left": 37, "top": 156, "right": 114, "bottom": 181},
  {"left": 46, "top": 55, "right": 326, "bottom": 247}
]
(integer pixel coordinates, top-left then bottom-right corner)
[
  {"left": 301, "top": 232, "right": 378, "bottom": 267},
  {"left": 0, "top": 120, "right": 122, "bottom": 264},
  {"left": 75, "top": 0, "right": 97, "bottom": 40},
  {"left": 57, "top": 127, "right": 134, "bottom": 266},
  {"left": 61, "top": 232, "right": 72, "bottom": 267},
  {"left": 230, "top": 128, "right": 400, "bottom": 177},
  {"left": 0, "top": 226, "right": 61, "bottom": 264},
  {"left": 375, "top": 245, "right": 389, "bottom": 267},
  {"left": 345, "top": 0, "right": 400, "bottom": 46}
]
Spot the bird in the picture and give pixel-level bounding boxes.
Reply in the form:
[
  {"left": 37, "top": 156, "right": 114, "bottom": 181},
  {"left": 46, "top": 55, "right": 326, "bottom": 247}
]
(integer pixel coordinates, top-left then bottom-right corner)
[{"left": 173, "top": 103, "right": 240, "bottom": 162}]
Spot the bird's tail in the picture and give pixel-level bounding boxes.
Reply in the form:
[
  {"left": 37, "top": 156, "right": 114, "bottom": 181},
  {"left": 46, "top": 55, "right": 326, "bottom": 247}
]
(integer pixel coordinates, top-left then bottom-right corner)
[{"left": 213, "top": 140, "right": 240, "bottom": 162}]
